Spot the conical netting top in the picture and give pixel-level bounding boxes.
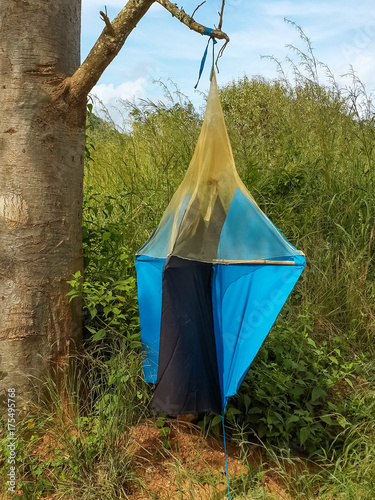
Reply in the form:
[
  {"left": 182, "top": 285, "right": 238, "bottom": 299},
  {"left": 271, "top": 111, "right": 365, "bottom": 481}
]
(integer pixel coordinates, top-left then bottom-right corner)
[{"left": 137, "top": 72, "right": 303, "bottom": 263}]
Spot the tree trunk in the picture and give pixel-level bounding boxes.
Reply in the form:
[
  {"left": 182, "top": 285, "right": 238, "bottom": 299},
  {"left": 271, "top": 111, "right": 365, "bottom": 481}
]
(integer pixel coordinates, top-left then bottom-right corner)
[
  {"left": 0, "top": 0, "right": 229, "bottom": 414},
  {"left": 0, "top": 0, "right": 85, "bottom": 412}
]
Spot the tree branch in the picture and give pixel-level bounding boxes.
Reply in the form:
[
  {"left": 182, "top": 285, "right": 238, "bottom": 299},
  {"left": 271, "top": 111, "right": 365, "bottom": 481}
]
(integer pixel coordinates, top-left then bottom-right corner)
[
  {"left": 192, "top": 1, "right": 206, "bottom": 19},
  {"left": 218, "top": 0, "right": 225, "bottom": 31},
  {"left": 68, "top": 0, "right": 155, "bottom": 102},
  {"left": 66, "top": 0, "right": 230, "bottom": 103},
  {"left": 100, "top": 9, "right": 116, "bottom": 37},
  {"left": 155, "top": 0, "right": 229, "bottom": 43}
]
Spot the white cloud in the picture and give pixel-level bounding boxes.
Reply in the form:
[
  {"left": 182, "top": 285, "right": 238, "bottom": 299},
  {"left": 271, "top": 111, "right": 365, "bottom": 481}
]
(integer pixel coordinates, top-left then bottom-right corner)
[
  {"left": 90, "top": 78, "right": 146, "bottom": 106},
  {"left": 89, "top": 79, "right": 147, "bottom": 126}
]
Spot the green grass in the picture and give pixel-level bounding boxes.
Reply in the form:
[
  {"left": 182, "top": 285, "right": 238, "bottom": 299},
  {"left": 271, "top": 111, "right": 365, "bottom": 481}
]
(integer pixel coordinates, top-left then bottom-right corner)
[
  {"left": 1, "top": 26, "right": 375, "bottom": 499},
  {"left": 0, "top": 339, "right": 150, "bottom": 499}
]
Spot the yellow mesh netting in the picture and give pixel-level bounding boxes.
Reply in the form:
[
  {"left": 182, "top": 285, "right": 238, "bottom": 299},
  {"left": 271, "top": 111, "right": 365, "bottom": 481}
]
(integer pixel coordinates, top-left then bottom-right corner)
[{"left": 137, "top": 72, "right": 301, "bottom": 263}]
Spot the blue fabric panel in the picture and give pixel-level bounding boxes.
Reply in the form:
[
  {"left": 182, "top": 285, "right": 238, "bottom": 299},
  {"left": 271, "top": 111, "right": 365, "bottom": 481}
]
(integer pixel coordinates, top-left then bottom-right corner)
[
  {"left": 212, "top": 258, "right": 305, "bottom": 409},
  {"left": 135, "top": 255, "right": 166, "bottom": 382},
  {"left": 218, "top": 187, "right": 301, "bottom": 261}
]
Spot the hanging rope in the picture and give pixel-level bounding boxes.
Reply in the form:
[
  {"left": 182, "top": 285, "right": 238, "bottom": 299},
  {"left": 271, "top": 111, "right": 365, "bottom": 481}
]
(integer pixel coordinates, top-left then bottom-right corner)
[
  {"left": 194, "top": 28, "right": 217, "bottom": 88},
  {"left": 222, "top": 414, "right": 232, "bottom": 499}
]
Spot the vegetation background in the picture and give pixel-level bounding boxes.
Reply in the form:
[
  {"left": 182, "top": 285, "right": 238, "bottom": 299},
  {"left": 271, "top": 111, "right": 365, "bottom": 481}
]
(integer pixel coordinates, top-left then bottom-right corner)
[{"left": 1, "top": 29, "right": 375, "bottom": 499}]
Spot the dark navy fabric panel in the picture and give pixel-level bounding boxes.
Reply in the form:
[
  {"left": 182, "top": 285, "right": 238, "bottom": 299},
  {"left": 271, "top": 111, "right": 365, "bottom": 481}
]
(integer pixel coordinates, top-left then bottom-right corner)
[
  {"left": 152, "top": 256, "right": 222, "bottom": 414},
  {"left": 135, "top": 255, "right": 166, "bottom": 382}
]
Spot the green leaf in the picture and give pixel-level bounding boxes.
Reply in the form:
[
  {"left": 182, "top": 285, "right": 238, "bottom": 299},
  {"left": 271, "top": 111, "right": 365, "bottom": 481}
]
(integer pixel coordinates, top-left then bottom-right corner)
[
  {"left": 307, "top": 337, "right": 317, "bottom": 348},
  {"left": 299, "top": 426, "right": 310, "bottom": 446},
  {"left": 329, "top": 356, "right": 338, "bottom": 365},
  {"left": 92, "top": 329, "right": 106, "bottom": 341},
  {"left": 115, "top": 285, "right": 129, "bottom": 291},
  {"left": 248, "top": 407, "right": 262, "bottom": 414},
  {"left": 162, "top": 439, "right": 171, "bottom": 449},
  {"left": 258, "top": 423, "right": 267, "bottom": 438},
  {"left": 89, "top": 307, "right": 97, "bottom": 319},
  {"left": 243, "top": 394, "right": 251, "bottom": 412},
  {"left": 292, "top": 386, "right": 305, "bottom": 399},
  {"left": 155, "top": 417, "right": 165, "bottom": 428},
  {"left": 114, "top": 296, "right": 126, "bottom": 302},
  {"left": 337, "top": 415, "right": 348, "bottom": 428},
  {"left": 159, "top": 427, "right": 170, "bottom": 437},
  {"left": 320, "top": 415, "right": 333, "bottom": 425},
  {"left": 283, "top": 358, "right": 294, "bottom": 369},
  {"left": 285, "top": 415, "right": 300, "bottom": 427},
  {"left": 102, "top": 232, "right": 111, "bottom": 242},
  {"left": 130, "top": 341, "right": 142, "bottom": 349},
  {"left": 311, "top": 387, "right": 327, "bottom": 403},
  {"left": 226, "top": 407, "right": 241, "bottom": 416},
  {"left": 211, "top": 415, "right": 222, "bottom": 427},
  {"left": 345, "top": 377, "right": 354, "bottom": 389}
]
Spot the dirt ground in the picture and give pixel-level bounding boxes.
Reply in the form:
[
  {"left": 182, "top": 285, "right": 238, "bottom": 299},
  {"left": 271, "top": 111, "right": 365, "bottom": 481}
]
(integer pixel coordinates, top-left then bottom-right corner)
[
  {"left": 13, "top": 418, "right": 291, "bottom": 500},
  {"left": 127, "top": 419, "right": 291, "bottom": 499}
]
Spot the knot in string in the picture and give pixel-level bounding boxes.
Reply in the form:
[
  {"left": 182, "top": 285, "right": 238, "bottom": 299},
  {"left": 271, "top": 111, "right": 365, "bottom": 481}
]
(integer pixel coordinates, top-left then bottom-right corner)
[{"left": 194, "top": 28, "right": 217, "bottom": 89}]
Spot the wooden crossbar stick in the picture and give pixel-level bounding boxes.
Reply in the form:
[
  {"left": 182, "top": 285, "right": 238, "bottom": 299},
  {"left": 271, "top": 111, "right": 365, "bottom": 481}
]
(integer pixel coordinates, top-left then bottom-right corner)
[{"left": 213, "top": 259, "right": 296, "bottom": 266}]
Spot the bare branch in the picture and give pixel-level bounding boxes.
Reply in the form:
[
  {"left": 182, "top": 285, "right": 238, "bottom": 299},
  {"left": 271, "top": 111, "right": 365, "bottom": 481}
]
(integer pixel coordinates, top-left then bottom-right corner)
[
  {"left": 192, "top": 1, "right": 206, "bottom": 19},
  {"left": 218, "top": 0, "right": 225, "bottom": 31},
  {"left": 156, "top": 0, "right": 230, "bottom": 43},
  {"left": 100, "top": 9, "right": 115, "bottom": 37}
]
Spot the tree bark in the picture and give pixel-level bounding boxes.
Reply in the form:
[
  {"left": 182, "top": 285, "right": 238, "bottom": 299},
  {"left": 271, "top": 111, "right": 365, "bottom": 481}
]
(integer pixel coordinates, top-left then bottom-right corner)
[{"left": 0, "top": 0, "right": 84, "bottom": 412}]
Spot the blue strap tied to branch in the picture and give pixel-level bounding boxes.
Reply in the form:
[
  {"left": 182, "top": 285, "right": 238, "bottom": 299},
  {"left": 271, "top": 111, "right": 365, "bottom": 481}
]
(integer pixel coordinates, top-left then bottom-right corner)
[
  {"left": 222, "top": 414, "right": 233, "bottom": 499},
  {"left": 194, "top": 28, "right": 217, "bottom": 89}
]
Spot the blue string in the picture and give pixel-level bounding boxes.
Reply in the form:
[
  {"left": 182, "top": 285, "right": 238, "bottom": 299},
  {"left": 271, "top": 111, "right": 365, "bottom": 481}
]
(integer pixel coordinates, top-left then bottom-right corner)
[
  {"left": 194, "top": 29, "right": 217, "bottom": 89},
  {"left": 222, "top": 414, "right": 232, "bottom": 499}
]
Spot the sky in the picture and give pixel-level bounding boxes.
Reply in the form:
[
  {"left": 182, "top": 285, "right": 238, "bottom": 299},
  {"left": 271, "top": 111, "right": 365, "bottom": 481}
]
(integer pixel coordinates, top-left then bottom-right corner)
[{"left": 81, "top": 0, "right": 375, "bottom": 124}]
